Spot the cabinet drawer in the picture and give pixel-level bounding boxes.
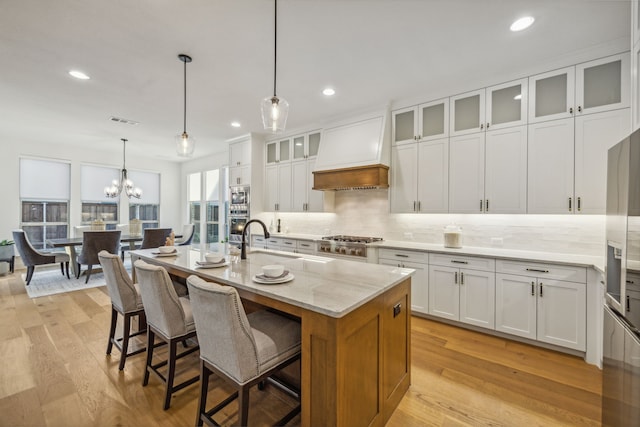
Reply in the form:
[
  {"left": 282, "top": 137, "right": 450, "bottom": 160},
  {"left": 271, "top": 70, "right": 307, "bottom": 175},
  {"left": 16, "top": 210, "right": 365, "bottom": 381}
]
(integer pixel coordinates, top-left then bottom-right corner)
[
  {"left": 266, "top": 237, "right": 282, "bottom": 246},
  {"left": 495, "top": 259, "right": 586, "bottom": 283},
  {"left": 626, "top": 272, "right": 640, "bottom": 291},
  {"left": 379, "top": 248, "right": 428, "bottom": 264},
  {"left": 280, "top": 239, "right": 297, "bottom": 249},
  {"left": 429, "top": 253, "right": 495, "bottom": 271},
  {"left": 252, "top": 236, "right": 266, "bottom": 244},
  {"left": 296, "top": 240, "right": 315, "bottom": 251}
]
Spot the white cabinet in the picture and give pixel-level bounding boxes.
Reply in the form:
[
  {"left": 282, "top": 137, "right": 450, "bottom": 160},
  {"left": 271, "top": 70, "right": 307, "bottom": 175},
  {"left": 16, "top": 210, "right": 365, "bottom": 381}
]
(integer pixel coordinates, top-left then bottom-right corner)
[
  {"left": 450, "top": 89, "right": 486, "bottom": 137},
  {"left": 266, "top": 138, "right": 291, "bottom": 165},
  {"left": 633, "top": 43, "right": 640, "bottom": 131},
  {"left": 449, "top": 125, "right": 527, "bottom": 214},
  {"left": 495, "top": 260, "right": 586, "bottom": 351},
  {"left": 379, "top": 249, "right": 429, "bottom": 314},
  {"left": 529, "top": 54, "right": 629, "bottom": 124},
  {"left": 292, "top": 159, "right": 329, "bottom": 212},
  {"left": 390, "top": 138, "right": 448, "bottom": 213},
  {"left": 428, "top": 254, "right": 496, "bottom": 329},
  {"left": 575, "top": 108, "right": 631, "bottom": 214},
  {"left": 485, "top": 79, "right": 528, "bottom": 131},
  {"left": 292, "top": 131, "right": 321, "bottom": 161},
  {"left": 265, "top": 163, "right": 292, "bottom": 212},
  {"left": 229, "top": 138, "right": 251, "bottom": 186},
  {"left": 295, "top": 240, "right": 315, "bottom": 255},
  {"left": 392, "top": 98, "right": 449, "bottom": 145},
  {"left": 527, "top": 118, "right": 575, "bottom": 214}
]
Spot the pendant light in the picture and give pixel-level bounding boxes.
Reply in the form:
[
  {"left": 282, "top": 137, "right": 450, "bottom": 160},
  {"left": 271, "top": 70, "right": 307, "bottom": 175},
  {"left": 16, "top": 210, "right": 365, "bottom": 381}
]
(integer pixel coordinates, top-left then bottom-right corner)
[
  {"left": 261, "top": 0, "right": 289, "bottom": 133},
  {"left": 176, "top": 53, "right": 195, "bottom": 157},
  {"left": 104, "top": 138, "right": 142, "bottom": 199}
]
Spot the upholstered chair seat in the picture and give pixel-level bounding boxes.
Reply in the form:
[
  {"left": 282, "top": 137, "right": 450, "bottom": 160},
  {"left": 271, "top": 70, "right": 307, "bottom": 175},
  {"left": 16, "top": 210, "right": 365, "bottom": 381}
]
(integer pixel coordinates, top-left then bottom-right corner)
[
  {"left": 134, "top": 259, "right": 199, "bottom": 410},
  {"left": 98, "top": 250, "right": 147, "bottom": 370},
  {"left": 187, "top": 275, "right": 301, "bottom": 426}
]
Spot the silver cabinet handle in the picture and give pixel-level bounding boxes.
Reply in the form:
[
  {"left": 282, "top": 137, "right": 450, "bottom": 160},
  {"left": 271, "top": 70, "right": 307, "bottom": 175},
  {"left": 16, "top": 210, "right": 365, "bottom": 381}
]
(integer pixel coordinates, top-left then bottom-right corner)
[
  {"left": 578, "top": 106, "right": 582, "bottom": 113},
  {"left": 417, "top": 201, "right": 421, "bottom": 211},
  {"left": 531, "top": 282, "right": 535, "bottom": 296},
  {"left": 577, "top": 197, "right": 581, "bottom": 212},
  {"left": 627, "top": 295, "right": 631, "bottom": 312},
  {"left": 486, "top": 122, "right": 490, "bottom": 129},
  {"left": 568, "top": 197, "right": 572, "bottom": 212},
  {"left": 413, "top": 201, "right": 416, "bottom": 212},
  {"left": 485, "top": 199, "right": 489, "bottom": 212},
  {"left": 451, "top": 260, "right": 468, "bottom": 264},
  {"left": 480, "top": 123, "right": 484, "bottom": 130},
  {"left": 454, "top": 271, "right": 458, "bottom": 284},
  {"left": 395, "top": 254, "right": 409, "bottom": 258},
  {"left": 569, "top": 107, "right": 573, "bottom": 114},
  {"left": 480, "top": 199, "right": 483, "bottom": 212},
  {"left": 460, "top": 272, "right": 464, "bottom": 285},
  {"left": 526, "top": 268, "right": 549, "bottom": 273}
]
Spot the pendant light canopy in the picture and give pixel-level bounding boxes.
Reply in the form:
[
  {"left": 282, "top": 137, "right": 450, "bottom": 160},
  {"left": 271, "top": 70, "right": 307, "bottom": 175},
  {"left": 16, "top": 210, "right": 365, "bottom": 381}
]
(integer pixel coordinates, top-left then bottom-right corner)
[
  {"left": 104, "top": 138, "right": 142, "bottom": 199},
  {"left": 176, "top": 53, "right": 195, "bottom": 157},
  {"left": 261, "top": 0, "right": 289, "bottom": 133}
]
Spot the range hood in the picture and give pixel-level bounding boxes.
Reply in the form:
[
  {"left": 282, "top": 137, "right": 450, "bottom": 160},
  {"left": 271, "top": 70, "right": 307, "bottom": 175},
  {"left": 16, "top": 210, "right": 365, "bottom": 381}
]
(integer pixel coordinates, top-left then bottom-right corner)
[{"left": 312, "top": 113, "right": 390, "bottom": 191}]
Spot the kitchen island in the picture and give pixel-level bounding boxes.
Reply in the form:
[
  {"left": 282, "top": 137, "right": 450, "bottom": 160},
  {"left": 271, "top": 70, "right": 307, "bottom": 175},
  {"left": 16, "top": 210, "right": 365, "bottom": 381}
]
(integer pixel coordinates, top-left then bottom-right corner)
[{"left": 130, "top": 246, "right": 413, "bottom": 427}]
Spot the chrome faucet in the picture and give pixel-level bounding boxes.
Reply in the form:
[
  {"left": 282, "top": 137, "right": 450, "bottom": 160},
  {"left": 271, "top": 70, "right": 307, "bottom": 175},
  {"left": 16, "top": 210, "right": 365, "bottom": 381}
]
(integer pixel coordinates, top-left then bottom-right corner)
[{"left": 241, "top": 219, "right": 270, "bottom": 260}]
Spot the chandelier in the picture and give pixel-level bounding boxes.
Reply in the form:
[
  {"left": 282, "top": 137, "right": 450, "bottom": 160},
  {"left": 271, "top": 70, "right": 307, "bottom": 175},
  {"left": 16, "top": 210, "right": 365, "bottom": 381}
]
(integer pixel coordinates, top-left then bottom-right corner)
[
  {"left": 176, "top": 53, "right": 195, "bottom": 157},
  {"left": 104, "top": 138, "right": 142, "bottom": 199},
  {"left": 261, "top": 0, "right": 289, "bottom": 133}
]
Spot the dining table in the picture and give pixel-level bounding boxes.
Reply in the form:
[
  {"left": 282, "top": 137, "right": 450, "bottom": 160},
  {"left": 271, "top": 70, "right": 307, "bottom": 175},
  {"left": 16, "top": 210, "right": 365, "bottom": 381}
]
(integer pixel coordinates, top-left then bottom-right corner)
[{"left": 130, "top": 245, "right": 413, "bottom": 427}]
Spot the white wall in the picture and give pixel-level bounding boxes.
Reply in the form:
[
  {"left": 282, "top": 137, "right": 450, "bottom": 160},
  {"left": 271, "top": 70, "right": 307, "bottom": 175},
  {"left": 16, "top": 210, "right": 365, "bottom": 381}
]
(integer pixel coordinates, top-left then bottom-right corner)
[
  {"left": 255, "top": 190, "right": 606, "bottom": 257},
  {"left": 0, "top": 139, "right": 181, "bottom": 242}
]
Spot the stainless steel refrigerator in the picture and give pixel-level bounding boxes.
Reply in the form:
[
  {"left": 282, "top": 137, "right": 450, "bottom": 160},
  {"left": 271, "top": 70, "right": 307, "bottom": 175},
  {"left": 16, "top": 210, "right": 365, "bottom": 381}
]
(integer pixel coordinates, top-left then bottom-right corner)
[{"left": 603, "top": 129, "right": 640, "bottom": 426}]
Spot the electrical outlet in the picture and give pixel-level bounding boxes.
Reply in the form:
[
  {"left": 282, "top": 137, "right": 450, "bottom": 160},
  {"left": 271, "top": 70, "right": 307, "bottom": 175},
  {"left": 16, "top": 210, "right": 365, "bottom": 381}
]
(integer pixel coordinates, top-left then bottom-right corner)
[{"left": 491, "top": 237, "right": 504, "bottom": 247}]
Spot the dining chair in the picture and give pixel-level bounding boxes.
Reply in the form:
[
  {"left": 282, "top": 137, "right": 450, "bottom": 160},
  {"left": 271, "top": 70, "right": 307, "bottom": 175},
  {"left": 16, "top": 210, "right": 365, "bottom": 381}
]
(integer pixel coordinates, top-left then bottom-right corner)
[
  {"left": 175, "top": 224, "right": 195, "bottom": 246},
  {"left": 140, "top": 228, "right": 173, "bottom": 249},
  {"left": 98, "top": 250, "right": 147, "bottom": 371},
  {"left": 76, "top": 230, "right": 121, "bottom": 283},
  {"left": 134, "top": 260, "right": 199, "bottom": 410},
  {"left": 186, "top": 275, "right": 301, "bottom": 427},
  {"left": 12, "top": 230, "right": 71, "bottom": 286}
]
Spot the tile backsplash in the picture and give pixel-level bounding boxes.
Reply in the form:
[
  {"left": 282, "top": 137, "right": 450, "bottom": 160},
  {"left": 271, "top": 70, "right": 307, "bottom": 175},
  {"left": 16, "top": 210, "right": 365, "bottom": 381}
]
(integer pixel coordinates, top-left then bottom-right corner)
[{"left": 256, "top": 189, "right": 606, "bottom": 257}]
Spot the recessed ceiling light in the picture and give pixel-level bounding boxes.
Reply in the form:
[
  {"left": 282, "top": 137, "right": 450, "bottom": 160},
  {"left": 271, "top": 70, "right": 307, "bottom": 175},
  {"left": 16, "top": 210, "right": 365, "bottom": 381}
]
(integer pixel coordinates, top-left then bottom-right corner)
[
  {"left": 322, "top": 88, "right": 336, "bottom": 96},
  {"left": 510, "top": 16, "right": 535, "bottom": 32},
  {"left": 69, "top": 70, "right": 90, "bottom": 80},
  {"left": 231, "top": 121, "right": 241, "bottom": 128}
]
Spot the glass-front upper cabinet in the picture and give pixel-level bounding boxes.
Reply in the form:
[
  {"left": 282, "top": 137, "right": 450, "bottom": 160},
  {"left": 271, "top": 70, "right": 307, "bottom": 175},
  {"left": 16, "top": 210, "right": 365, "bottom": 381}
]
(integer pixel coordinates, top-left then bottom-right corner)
[
  {"left": 575, "top": 53, "right": 629, "bottom": 116},
  {"left": 486, "top": 78, "right": 528, "bottom": 130},
  {"left": 528, "top": 66, "right": 575, "bottom": 124},
  {"left": 266, "top": 138, "right": 291, "bottom": 164},
  {"left": 392, "top": 98, "right": 449, "bottom": 145},
  {"left": 450, "top": 89, "right": 485, "bottom": 136},
  {"left": 292, "top": 130, "right": 321, "bottom": 161}
]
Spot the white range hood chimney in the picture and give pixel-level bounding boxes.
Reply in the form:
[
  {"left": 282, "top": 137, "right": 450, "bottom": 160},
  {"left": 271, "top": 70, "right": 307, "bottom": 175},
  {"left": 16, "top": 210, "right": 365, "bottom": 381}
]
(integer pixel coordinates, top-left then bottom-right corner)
[{"left": 313, "top": 110, "right": 390, "bottom": 191}]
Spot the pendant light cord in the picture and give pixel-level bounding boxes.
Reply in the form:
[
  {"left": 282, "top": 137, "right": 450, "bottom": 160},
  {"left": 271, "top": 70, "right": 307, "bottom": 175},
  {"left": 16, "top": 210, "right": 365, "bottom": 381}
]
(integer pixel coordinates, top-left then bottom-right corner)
[
  {"left": 273, "top": 0, "right": 277, "bottom": 97},
  {"left": 121, "top": 138, "right": 127, "bottom": 170},
  {"left": 183, "top": 58, "right": 187, "bottom": 133}
]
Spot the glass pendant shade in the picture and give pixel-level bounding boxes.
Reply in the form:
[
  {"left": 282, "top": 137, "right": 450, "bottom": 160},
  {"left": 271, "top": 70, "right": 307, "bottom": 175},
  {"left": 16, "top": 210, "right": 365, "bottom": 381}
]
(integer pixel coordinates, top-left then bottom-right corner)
[
  {"left": 176, "top": 131, "right": 195, "bottom": 157},
  {"left": 261, "top": 95, "right": 289, "bottom": 133}
]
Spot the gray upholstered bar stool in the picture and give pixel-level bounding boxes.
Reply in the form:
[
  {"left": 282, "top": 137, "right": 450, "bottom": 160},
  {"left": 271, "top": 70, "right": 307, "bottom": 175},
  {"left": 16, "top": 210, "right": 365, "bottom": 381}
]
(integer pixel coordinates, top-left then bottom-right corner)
[
  {"left": 134, "top": 260, "right": 199, "bottom": 410},
  {"left": 98, "top": 250, "right": 147, "bottom": 371},
  {"left": 186, "top": 275, "right": 302, "bottom": 427}
]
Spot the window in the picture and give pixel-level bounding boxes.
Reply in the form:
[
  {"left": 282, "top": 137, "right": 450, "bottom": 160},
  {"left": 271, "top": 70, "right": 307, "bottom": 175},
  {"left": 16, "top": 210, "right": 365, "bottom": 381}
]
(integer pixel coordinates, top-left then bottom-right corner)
[
  {"left": 80, "top": 165, "right": 119, "bottom": 229},
  {"left": 128, "top": 171, "right": 160, "bottom": 230},
  {"left": 188, "top": 172, "right": 202, "bottom": 244},
  {"left": 20, "top": 158, "right": 70, "bottom": 249},
  {"left": 188, "top": 169, "right": 227, "bottom": 247},
  {"left": 205, "top": 170, "right": 221, "bottom": 244}
]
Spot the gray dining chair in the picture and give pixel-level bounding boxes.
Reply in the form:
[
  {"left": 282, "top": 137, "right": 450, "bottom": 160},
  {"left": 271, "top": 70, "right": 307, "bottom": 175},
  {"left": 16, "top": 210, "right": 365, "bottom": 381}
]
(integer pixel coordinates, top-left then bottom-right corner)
[
  {"left": 134, "top": 259, "right": 199, "bottom": 410},
  {"left": 175, "top": 224, "right": 195, "bottom": 246},
  {"left": 76, "top": 230, "right": 121, "bottom": 283},
  {"left": 140, "top": 228, "right": 173, "bottom": 249},
  {"left": 186, "top": 275, "right": 301, "bottom": 427},
  {"left": 98, "top": 250, "right": 147, "bottom": 371},
  {"left": 12, "top": 229, "right": 70, "bottom": 286}
]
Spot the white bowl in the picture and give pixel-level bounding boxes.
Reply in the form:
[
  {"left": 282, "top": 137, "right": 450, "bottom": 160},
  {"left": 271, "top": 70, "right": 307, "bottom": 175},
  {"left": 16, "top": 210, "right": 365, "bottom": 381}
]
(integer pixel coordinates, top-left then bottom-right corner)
[
  {"left": 262, "top": 264, "right": 284, "bottom": 278},
  {"left": 158, "top": 246, "right": 175, "bottom": 254},
  {"left": 205, "top": 252, "right": 225, "bottom": 263}
]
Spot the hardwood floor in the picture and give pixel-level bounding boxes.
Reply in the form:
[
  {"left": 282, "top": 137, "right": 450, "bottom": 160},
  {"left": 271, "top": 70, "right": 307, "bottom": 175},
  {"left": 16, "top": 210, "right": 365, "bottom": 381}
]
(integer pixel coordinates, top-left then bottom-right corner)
[{"left": 0, "top": 271, "right": 602, "bottom": 426}]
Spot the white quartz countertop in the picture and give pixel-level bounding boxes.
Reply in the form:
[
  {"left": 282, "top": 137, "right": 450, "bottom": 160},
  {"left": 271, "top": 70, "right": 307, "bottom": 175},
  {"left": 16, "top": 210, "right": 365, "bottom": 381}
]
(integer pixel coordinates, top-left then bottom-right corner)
[
  {"left": 131, "top": 246, "right": 414, "bottom": 318},
  {"left": 371, "top": 240, "right": 604, "bottom": 272},
  {"left": 254, "top": 232, "right": 322, "bottom": 241}
]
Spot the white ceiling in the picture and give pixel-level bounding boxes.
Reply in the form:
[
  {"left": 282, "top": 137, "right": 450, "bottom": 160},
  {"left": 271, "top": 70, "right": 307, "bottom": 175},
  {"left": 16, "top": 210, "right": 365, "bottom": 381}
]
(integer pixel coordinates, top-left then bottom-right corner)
[{"left": 0, "top": 0, "right": 630, "bottom": 162}]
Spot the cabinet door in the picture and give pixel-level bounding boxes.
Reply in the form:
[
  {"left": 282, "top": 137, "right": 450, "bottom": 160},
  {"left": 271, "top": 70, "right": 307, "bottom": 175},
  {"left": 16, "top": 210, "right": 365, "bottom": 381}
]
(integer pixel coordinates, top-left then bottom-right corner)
[
  {"left": 277, "top": 163, "right": 292, "bottom": 211},
  {"left": 634, "top": 44, "right": 640, "bottom": 132},
  {"left": 292, "top": 134, "right": 306, "bottom": 161},
  {"left": 266, "top": 141, "right": 278, "bottom": 165},
  {"left": 527, "top": 118, "right": 575, "bottom": 214},
  {"left": 306, "top": 159, "right": 325, "bottom": 212},
  {"left": 575, "top": 108, "right": 630, "bottom": 214},
  {"left": 495, "top": 273, "right": 537, "bottom": 340},
  {"left": 428, "top": 265, "right": 459, "bottom": 321},
  {"left": 307, "top": 131, "right": 321, "bottom": 158},
  {"left": 486, "top": 78, "right": 528, "bottom": 130},
  {"left": 485, "top": 125, "right": 527, "bottom": 214},
  {"left": 418, "top": 98, "right": 449, "bottom": 141},
  {"left": 528, "top": 66, "right": 575, "bottom": 123},
  {"left": 390, "top": 144, "right": 418, "bottom": 213},
  {"left": 265, "top": 166, "right": 278, "bottom": 211},
  {"left": 450, "top": 89, "right": 485, "bottom": 136},
  {"left": 417, "top": 138, "right": 448, "bottom": 213},
  {"left": 229, "top": 139, "right": 249, "bottom": 167},
  {"left": 537, "top": 278, "right": 586, "bottom": 351},
  {"left": 291, "top": 161, "right": 307, "bottom": 212},
  {"left": 459, "top": 269, "right": 496, "bottom": 330},
  {"left": 392, "top": 106, "right": 417, "bottom": 145},
  {"left": 575, "top": 53, "right": 630, "bottom": 116},
  {"left": 229, "top": 165, "right": 250, "bottom": 186},
  {"left": 380, "top": 260, "right": 428, "bottom": 314},
  {"left": 278, "top": 138, "right": 291, "bottom": 162},
  {"left": 449, "top": 133, "right": 485, "bottom": 213}
]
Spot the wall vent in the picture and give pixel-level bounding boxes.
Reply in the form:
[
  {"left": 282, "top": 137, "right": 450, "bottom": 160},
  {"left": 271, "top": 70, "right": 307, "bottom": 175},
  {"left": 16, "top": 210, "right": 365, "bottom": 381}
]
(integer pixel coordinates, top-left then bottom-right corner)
[{"left": 109, "top": 116, "right": 140, "bottom": 125}]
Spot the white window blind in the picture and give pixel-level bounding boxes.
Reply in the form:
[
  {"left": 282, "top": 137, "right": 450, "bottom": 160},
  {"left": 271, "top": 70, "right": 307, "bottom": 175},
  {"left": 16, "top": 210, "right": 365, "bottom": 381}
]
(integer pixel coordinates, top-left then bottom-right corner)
[
  {"left": 205, "top": 170, "right": 220, "bottom": 201},
  {"left": 188, "top": 172, "right": 201, "bottom": 202},
  {"left": 20, "top": 158, "right": 70, "bottom": 200},
  {"left": 128, "top": 170, "right": 160, "bottom": 204},
  {"left": 80, "top": 164, "right": 119, "bottom": 201}
]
